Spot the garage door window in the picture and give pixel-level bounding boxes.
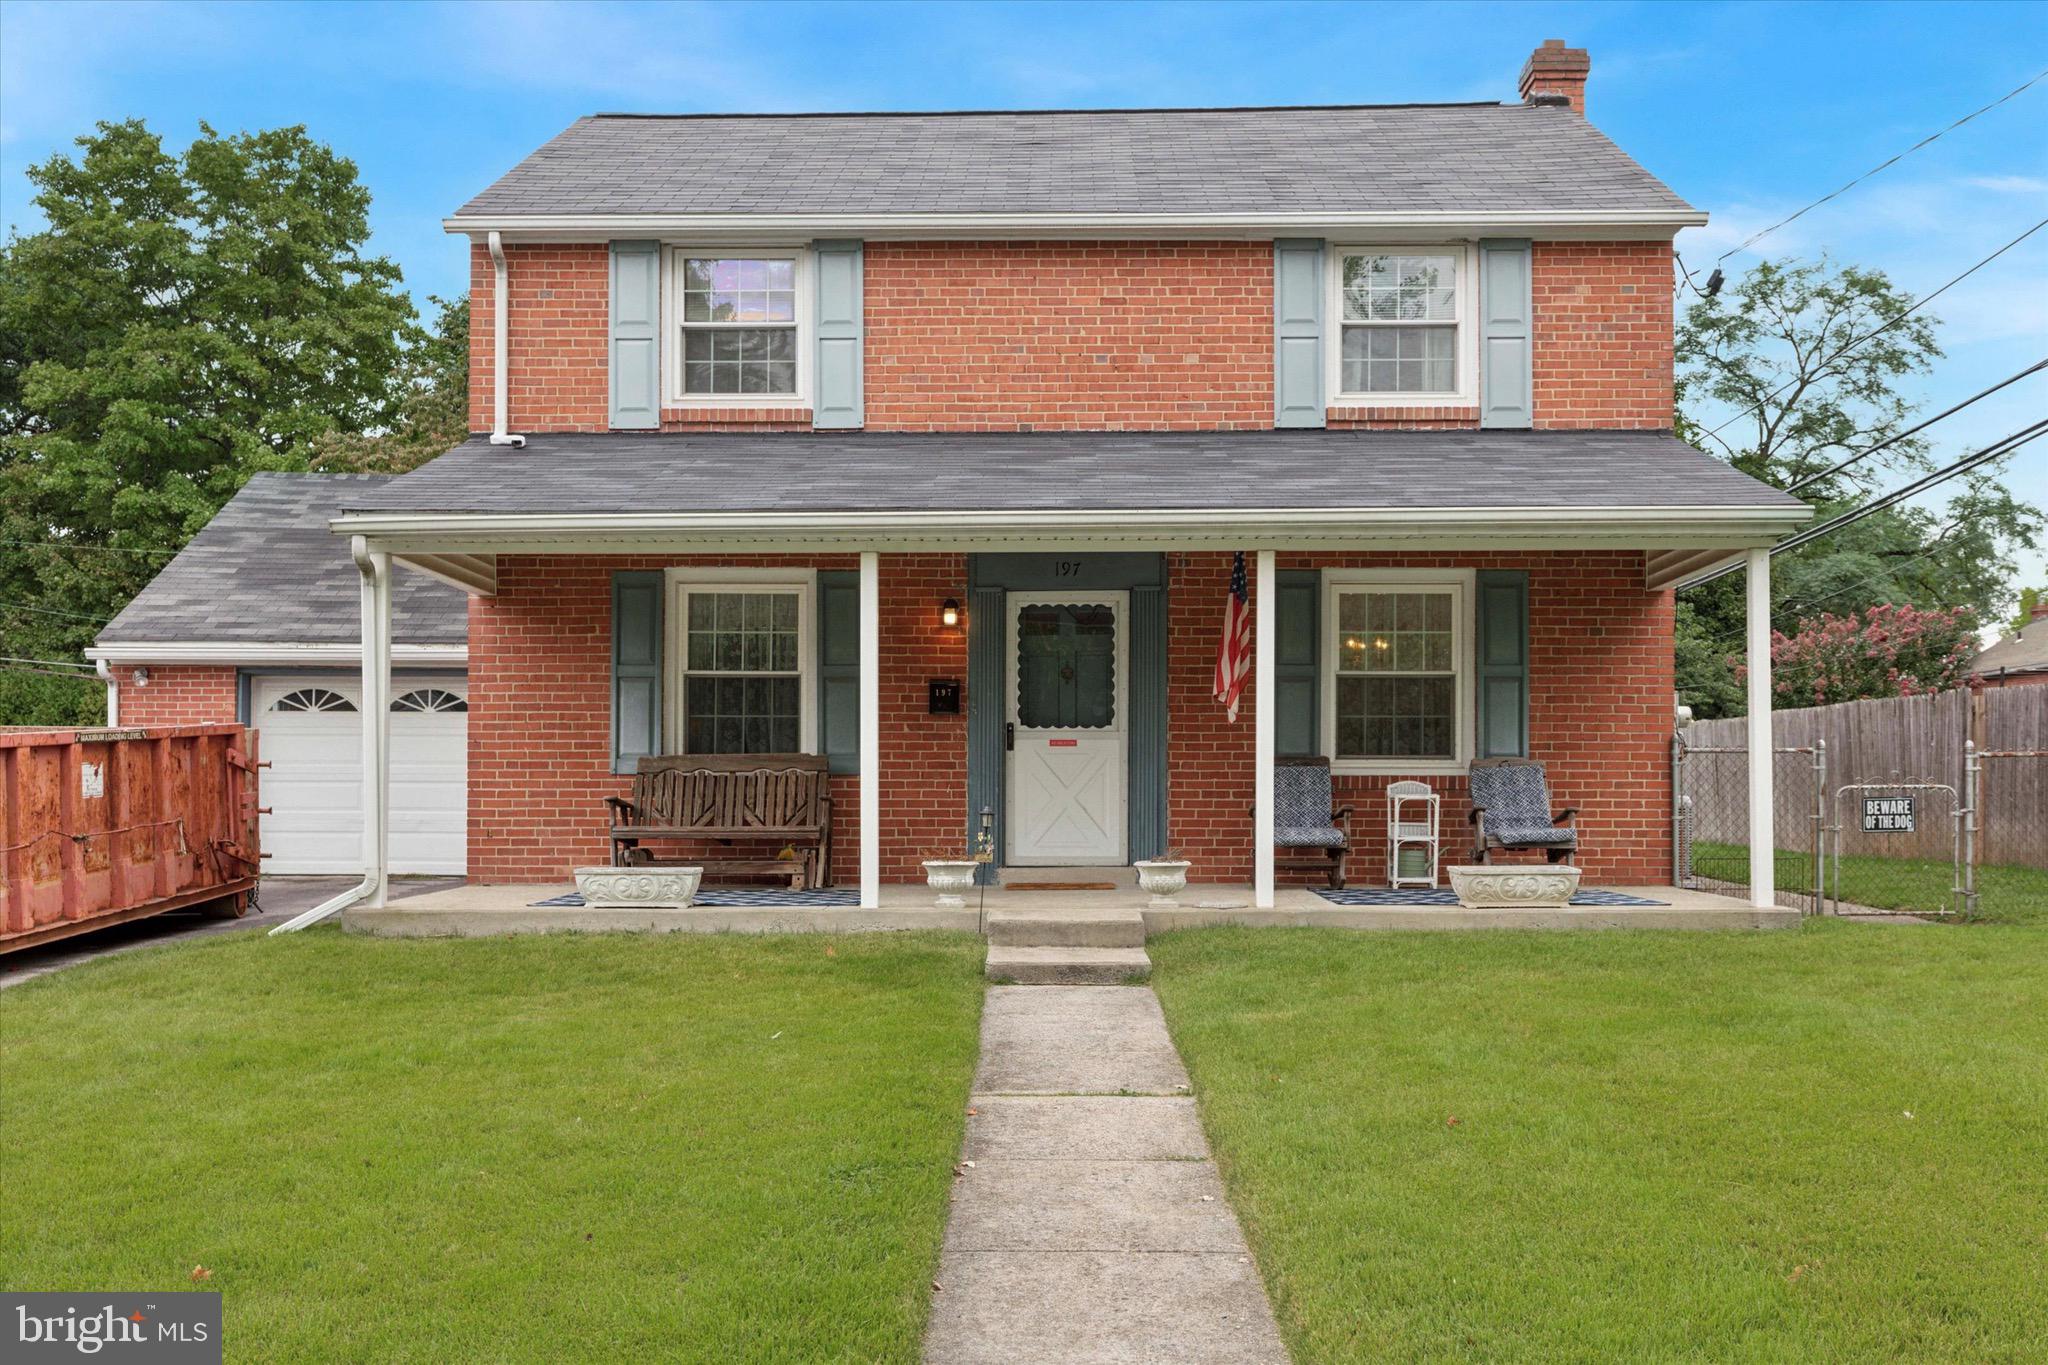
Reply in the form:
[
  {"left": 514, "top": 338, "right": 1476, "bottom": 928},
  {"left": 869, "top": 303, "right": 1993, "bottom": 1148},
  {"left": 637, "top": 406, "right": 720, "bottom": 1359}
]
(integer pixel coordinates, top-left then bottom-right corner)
[
  {"left": 393, "top": 688, "right": 467, "bottom": 713},
  {"left": 271, "top": 687, "right": 355, "bottom": 713}
]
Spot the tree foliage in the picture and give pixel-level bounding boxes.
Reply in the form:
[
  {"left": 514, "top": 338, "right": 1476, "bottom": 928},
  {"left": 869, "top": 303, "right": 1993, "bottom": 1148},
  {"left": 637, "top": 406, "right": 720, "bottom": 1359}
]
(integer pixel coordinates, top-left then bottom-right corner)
[
  {"left": 1739, "top": 603, "right": 1978, "bottom": 709},
  {"left": 0, "top": 119, "right": 456, "bottom": 724},
  {"left": 1673, "top": 257, "right": 2040, "bottom": 715},
  {"left": 2009, "top": 586, "right": 2044, "bottom": 637}
]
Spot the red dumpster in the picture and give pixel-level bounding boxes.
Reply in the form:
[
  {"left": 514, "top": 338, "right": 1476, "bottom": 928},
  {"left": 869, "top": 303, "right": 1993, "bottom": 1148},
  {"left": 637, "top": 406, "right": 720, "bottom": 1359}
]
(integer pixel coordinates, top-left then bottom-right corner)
[{"left": 1, "top": 723, "right": 261, "bottom": 953}]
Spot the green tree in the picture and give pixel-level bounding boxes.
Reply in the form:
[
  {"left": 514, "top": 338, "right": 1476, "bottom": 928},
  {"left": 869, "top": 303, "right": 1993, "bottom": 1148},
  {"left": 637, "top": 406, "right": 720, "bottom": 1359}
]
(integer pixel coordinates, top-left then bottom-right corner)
[
  {"left": 2010, "top": 585, "right": 2043, "bottom": 636},
  {"left": 1, "top": 119, "right": 426, "bottom": 724},
  {"left": 309, "top": 295, "right": 469, "bottom": 474},
  {"left": 1673, "top": 257, "right": 2040, "bottom": 715}
]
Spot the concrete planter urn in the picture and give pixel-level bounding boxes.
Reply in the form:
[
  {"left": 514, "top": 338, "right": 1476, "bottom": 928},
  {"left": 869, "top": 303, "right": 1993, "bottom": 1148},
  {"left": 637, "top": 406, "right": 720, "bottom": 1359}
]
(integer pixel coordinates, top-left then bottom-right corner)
[
  {"left": 1133, "top": 859, "right": 1193, "bottom": 907},
  {"left": 1446, "top": 864, "right": 1581, "bottom": 909},
  {"left": 921, "top": 859, "right": 980, "bottom": 909},
  {"left": 575, "top": 866, "right": 700, "bottom": 908}
]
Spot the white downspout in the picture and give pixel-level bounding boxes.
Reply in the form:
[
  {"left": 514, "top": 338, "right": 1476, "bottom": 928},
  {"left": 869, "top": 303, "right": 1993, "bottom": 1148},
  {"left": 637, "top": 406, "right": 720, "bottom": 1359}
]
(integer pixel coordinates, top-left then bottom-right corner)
[
  {"left": 1254, "top": 550, "right": 1277, "bottom": 909},
  {"left": 487, "top": 230, "right": 526, "bottom": 449},
  {"left": 96, "top": 657, "right": 118, "bottom": 727},
  {"left": 272, "top": 537, "right": 392, "bottom": 933}
]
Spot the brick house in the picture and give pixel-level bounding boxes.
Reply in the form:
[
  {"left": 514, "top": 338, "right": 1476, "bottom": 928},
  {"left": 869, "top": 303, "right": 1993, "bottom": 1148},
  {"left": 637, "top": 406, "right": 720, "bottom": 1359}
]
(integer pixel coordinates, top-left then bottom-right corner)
[{"left": 320, "top": 40, "right": 1807, "bottom": 914}]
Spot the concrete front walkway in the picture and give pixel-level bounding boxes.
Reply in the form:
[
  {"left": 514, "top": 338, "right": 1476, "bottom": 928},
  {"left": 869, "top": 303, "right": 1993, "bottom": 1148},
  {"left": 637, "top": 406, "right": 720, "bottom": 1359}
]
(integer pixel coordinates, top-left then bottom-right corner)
[{"left": 924, "top": 986, "right": 1288, "bottom": 1364}]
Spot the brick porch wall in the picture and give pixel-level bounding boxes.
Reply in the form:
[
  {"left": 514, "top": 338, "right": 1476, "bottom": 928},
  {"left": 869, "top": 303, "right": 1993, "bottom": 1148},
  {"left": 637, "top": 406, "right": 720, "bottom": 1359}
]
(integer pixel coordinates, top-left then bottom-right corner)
[
  {"left": 108, "top": 665, "right": 238, "bottom": 728},
  {"left": 465, "top": 553, "right": 967, "bottom": 885},
  {"left": 1166, "top": 550, "right": 1674, "bottom": 887}
]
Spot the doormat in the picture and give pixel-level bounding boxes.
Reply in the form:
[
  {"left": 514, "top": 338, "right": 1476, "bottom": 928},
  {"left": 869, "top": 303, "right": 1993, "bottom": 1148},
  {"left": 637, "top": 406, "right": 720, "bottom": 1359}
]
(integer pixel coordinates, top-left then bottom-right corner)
[
  {"left": 531, "top": 888, "right": 863, "bottom": 908},
  {"left": 1005, "top": 881, "right": 1120, "bottom": 892},
  {"left": 1313, "top": 888, "right": 1669, "bottom": 907}
]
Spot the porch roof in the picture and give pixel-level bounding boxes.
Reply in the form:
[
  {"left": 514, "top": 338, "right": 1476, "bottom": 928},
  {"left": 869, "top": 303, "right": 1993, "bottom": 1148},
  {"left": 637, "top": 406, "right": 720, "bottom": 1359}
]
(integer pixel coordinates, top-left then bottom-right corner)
[{"left": 343, "top": 429, "right": 1802, "bottom": 518}]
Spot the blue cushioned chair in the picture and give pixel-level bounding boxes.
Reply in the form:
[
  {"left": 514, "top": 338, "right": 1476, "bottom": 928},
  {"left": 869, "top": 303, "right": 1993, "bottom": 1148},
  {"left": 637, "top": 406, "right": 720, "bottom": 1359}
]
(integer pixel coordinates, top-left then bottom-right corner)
[
  {"left": 1467, "top": 757, "right": 1579, "bottom": 865},
  {"left": 1258, "top": 756, "right": 1354, "bottom": 888}
]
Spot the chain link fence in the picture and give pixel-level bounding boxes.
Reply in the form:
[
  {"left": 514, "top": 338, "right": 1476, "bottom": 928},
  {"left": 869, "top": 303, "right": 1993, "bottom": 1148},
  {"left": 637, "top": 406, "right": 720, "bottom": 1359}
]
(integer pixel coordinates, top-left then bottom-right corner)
[
  {"left": 1969, "top": 747, "right": 2048, "bottom": 920},
  {"left": 1673, "top": 738, "right": 1825, "bottom": 913}
]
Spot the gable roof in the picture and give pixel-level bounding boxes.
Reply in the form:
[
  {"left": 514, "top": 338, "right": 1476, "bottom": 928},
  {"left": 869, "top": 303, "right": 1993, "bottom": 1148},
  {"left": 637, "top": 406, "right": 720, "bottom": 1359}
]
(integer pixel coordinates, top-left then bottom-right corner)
[
  {"left": 1972, "top": 616, "right": 2048, "bottom": 676},
  {"left": 339, "top": 429, "right": 1801, "bottom": 518},
  {"left": 452, "top": 102, "right": 1696, "bottom": 222},
  {"left": 94, "top": 473, "right": 468, "bottom": 648}
]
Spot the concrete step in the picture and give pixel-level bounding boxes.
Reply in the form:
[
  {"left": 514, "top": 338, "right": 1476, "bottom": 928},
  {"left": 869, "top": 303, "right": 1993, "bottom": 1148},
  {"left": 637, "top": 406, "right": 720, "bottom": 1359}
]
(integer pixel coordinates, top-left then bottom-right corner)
[
  {"left": 986, "top": 907, "right": 1146, "bottom": 949},
  {"left": 986, "top": 945, "right": 1152, "bottom": 985}
]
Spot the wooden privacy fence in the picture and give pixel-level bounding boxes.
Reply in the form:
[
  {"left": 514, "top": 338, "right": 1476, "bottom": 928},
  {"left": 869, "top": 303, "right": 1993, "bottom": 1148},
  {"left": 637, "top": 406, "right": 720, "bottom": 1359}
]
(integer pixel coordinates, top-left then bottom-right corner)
[
  {"left": 1, "top": 723, "right": 262, "bottom": 953},
  {"left": 1686, "top": 687, "right": 2047, "bottom": 869}
]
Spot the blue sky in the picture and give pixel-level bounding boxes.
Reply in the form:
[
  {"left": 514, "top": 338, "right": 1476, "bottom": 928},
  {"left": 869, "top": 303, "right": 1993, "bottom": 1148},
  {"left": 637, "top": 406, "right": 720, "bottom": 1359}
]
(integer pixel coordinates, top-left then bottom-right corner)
[{"left": 4, "top": 0, "right": 2045, "bottom": 619}]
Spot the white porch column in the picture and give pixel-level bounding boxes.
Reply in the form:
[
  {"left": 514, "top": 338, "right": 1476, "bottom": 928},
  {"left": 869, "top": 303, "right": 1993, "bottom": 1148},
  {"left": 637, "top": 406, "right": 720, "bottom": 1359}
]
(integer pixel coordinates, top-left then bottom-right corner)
[
  {"left": 1745, "top": 547, "right": 1775, "bottom": 909},
  {"left": 859, "top": 551, "right": 881, "bottom": 910},
  {"left": 359, "top": 542, "right": 393, "bottom": 910},
  {"left": 1254, "top": 549, "right": 1277, "bottom": 909}
]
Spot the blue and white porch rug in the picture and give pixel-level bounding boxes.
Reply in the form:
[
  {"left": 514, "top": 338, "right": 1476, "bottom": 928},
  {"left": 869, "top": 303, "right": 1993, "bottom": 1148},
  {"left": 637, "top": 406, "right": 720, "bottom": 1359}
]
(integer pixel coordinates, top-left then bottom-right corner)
[
  {"left": 531, "top": 888, "right": 862, "bottom": 908},
  {"left": 1314, "top": 887, "right": 1668, "bottom": 907}
]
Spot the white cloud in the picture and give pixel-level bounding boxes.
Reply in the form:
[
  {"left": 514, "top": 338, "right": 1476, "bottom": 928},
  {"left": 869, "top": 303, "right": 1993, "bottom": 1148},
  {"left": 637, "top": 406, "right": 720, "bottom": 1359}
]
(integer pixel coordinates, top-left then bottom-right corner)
[{"left": 1964, "top": 174, "right": 2048, "bottom": 194}]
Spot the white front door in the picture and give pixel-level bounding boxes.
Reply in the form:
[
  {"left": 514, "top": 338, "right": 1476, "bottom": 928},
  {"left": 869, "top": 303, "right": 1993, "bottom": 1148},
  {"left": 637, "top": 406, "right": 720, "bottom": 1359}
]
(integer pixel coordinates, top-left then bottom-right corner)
[{"left": 1006, "top": 593, "right": 1127, "bottom": 865}]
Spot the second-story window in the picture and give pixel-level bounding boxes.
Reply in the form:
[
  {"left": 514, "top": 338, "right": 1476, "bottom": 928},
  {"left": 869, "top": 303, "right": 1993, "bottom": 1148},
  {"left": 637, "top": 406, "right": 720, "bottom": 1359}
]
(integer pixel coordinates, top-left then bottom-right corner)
[
  {"left": 1330, "top": 247, "right": 1475, "bottom": 405},
  {"left": 671, "top": 252, "right": 804, "bottom": 400}
]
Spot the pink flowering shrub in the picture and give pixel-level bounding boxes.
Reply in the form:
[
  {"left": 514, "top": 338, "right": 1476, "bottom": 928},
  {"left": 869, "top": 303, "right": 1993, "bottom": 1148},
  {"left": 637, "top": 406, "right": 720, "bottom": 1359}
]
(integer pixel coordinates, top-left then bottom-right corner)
[{"left": 1732, "top": 604, "right": 1977, "bottom": 707}]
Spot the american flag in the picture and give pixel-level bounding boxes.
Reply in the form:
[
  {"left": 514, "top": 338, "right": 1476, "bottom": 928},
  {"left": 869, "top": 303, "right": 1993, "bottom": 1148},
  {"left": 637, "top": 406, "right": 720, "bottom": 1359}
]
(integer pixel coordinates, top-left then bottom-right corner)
[{"left": 1213, "top": 550, "right": 1254, "bottom": 722}]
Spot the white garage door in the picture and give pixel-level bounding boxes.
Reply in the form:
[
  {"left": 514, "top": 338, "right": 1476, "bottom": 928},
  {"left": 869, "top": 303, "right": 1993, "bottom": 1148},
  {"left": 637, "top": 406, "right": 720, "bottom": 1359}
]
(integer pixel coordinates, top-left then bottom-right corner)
[{"left": 252, "top": 675, "right": 468, "bottom": 876}]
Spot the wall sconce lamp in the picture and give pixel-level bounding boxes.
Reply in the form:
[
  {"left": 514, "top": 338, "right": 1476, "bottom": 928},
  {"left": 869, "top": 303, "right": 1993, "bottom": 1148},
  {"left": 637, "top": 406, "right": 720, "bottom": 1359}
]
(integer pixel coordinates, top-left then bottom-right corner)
[
  {"left": 133, "top": 667, "right": 151, "bottom": 686},
  {"left": 940, "top": 598, "right": 961, "bottom": 630}
]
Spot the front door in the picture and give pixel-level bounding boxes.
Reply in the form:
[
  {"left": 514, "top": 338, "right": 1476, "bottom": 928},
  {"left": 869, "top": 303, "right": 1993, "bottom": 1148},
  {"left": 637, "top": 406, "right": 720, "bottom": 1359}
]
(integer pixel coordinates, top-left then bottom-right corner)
[{"left": 1006, "top": 593, "right": 1127, "bottom": 865}]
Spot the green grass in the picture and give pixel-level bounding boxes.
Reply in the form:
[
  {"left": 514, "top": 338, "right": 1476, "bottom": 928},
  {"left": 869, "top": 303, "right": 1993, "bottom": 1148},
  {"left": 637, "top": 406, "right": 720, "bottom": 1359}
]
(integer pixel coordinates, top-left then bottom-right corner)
[
  {"left": 1151, "top": 922, "right": 2048, "bottom": 1363},
  {"left": 1, "top": 929, "right": 985, "bottom": 1363},
  {"left": 1694, "top": 840, "right": 2048, "bottom": 922}
]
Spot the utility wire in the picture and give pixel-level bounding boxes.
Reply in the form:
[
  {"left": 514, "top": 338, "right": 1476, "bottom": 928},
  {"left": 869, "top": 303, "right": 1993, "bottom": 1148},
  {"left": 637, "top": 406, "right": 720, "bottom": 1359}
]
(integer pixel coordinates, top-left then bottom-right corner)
[
  {"left": 0, "top": 655, "right": 99, "bottom": 673},
  {"left": 0, "top": 538, "right": 177, "bottom": 557},
  {"left": 1718, "top": 66, "right": 2048, "bottom": 261},
  {"left": 0, "top": 665, "right": 107, "bottom": 683},
  {"left": 1701, "top": 217, "right": 2047, "bottom": 442},
  {"left": 1784, "top": 357, "right": 2048, "bottom": 493},
  {"left": 1679, "top": 418, "right": 2048, "bottom": 591},
  {"left": 0, "top": 600, "right": 118, "bottom": 623}
]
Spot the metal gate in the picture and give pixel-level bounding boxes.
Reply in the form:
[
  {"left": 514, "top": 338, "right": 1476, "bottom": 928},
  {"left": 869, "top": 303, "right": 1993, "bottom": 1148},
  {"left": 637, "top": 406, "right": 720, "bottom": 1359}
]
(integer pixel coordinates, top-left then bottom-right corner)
[
  {"left": 1968, "top": 744, "right": 2046, "bottom": 920},
  {"left": 1825, "top": 781, "right": 1962, "bottom": 916},
  {"left": 1672, "top": 736, "right": 1826, "bottom": 912}
]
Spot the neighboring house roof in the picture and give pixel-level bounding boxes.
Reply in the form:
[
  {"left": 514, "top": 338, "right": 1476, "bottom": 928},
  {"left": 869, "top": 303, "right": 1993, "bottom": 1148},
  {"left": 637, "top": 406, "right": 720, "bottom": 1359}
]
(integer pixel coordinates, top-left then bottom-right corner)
[
  {"left": 453, "top": 103, "right": 1695, "bottom": 221},
  {"left": 94, "top": 473, "right": 468, "bottom": 648},
  {"left": 1971, "top": 616, "right": 2048, "bottom": 677},
  {"left": 340, "top": 430, "right": 1803, "bottom": 517}
]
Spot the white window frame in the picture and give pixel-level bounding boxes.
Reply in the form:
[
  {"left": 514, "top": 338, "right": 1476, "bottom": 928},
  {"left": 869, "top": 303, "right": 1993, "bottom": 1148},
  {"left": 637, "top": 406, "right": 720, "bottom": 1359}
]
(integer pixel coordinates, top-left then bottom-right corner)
[
  {"left": 663, "top": 567, "right": 819, "bottom": 756},
  {"left": 662, "top": 247, "right": 812, "bottom": 408},
  {"left": 1326, "top": 243, "right": 1479, "bottom": 408},
  {"left": 1321, "top": 568, "right": 1476, "bottom": 777}
]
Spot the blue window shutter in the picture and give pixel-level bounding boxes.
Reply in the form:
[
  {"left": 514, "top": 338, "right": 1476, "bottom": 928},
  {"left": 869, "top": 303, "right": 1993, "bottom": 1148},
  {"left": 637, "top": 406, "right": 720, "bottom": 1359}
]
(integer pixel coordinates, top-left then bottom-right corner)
[
  {"left": 1479, "top": 239, "right": 1533, "bottom": 429},
  {"left": 609, "top": 241, "right": 661, "bottom": 430},
  {"left": 1475, "top": 570, "right": 1529, "bottom": 757},
  {"left": 611, "top": 570, "right": 663, "bottom": 773},
  {"left": 813, "top": 240, "right": 864, "bottom": 429},
  {"left": 1273, "top": 239, "right": 1325, "bottom": 428},
  {"left": 818, "top": 569, "right": 860, "bottom": 773},
  {"left": 1276, "top": 570, "right": 1319, "bottom": 756},
  {"left": 1128, "top": 585, "right": 1168, "bottom": 860}
]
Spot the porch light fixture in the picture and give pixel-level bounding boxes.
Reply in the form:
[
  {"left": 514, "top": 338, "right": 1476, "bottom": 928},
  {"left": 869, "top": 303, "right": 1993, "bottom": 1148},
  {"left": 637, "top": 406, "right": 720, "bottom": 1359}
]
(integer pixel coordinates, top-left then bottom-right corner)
[{"left": 940, "top": 598, "right": 961, "bottom": 629}]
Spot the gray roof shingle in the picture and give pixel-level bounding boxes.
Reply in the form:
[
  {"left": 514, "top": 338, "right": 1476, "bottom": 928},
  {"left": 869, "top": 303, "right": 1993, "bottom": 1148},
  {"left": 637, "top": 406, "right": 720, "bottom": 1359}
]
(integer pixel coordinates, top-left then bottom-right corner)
[
  {"left": 455, "top": 103, "right": 1694, "bottom": 218},
  {"left": 96, "top": 474, "right": 469, "bottom": 646},
  {"left": 342, "top": 430, "right": 1800, "bottom": 517},
  {"left": 1971, "top": 617, "right": 2048, "bottom": 676}
]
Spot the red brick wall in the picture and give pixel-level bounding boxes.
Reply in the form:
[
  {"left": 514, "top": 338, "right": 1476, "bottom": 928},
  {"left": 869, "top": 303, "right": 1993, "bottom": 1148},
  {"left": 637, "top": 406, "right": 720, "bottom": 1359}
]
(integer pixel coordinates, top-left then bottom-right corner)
[
  {"left": 863, "top": 241, "right": 1273, "bottom": 432},
  {"left": 465, "top": 553, "right": 967, "bottom": 885},
  {"left": 1532, "top": 240, "right": 1673, "bottom": 430},
  {"left": 109, "top": 665, "right": 238, "bottom": 727},
  {"left": 469, "top": 242, "right": 609, "bottom": 434},
  {"left": 1167, "top": 550, "right": 1673, "bottom": 887}
]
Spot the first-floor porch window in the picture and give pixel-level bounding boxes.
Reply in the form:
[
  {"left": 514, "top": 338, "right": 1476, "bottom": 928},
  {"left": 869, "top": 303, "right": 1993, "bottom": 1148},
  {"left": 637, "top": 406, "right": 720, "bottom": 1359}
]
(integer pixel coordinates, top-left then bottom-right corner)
[
  {"left": 672, "top": 576, "right": 814, "bottom": 755},
  {"left": 1324, "top": 572, "right": 1473, "bottom": 774}
]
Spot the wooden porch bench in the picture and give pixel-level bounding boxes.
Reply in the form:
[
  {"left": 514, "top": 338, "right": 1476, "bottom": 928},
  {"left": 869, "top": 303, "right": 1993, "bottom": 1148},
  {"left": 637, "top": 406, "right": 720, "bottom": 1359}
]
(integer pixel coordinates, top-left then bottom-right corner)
[{"left": 605, "top": 754, "right": 833, "bottom": 890}]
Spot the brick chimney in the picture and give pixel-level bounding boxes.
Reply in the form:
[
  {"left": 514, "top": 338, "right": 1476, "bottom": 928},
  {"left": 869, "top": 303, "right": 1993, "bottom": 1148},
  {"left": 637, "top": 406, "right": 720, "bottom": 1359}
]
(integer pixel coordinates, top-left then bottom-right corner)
[
  {"left": 1520, "top": 39, "right": 1591, "bottom": 114},
  {"left": 2031, "top": 602, "right": 2048, "bottom": 624}
]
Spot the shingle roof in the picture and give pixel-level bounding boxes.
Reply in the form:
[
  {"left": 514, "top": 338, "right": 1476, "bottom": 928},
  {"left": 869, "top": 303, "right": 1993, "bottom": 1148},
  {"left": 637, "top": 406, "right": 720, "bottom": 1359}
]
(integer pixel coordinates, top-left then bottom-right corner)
[
  {"left": 342, "top": 430, "right": 1800, "bottom": 517},
  {"left": 1971, "top": 617, "right": 2048, "bottom": 676},
  {"left": 96, "top": 474, "right": 468, "bottom": 646},
  {"left": 455, "top": 103, "right": 1694, "bottom": 218}
]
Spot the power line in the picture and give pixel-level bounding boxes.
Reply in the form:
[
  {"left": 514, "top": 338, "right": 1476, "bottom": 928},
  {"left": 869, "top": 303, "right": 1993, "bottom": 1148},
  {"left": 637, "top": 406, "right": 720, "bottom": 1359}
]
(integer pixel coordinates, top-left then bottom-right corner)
[
  {"left": 1680, "top": 418, "right": 2048, "bottom": 591},
  {"left": 0, "top": 600, "right": 118, "bottom": 623},
  {"left": 0, "top": 538, "right": 177, "bottom": 557},
  {"left": 1717, "top": 66, "right": 2048, "bottom": 261},
  {"left": 1784, "top": 356, "right": 2048, "bottom": 494},
  {"left": 0, "top": 665, "right": 106, "bottom": 684},
  {"left": 1702, "top": 217, "right": 2047, "bottom": 443},
  {"left": 0, "top": 655, "right": 98, "bottom": 673}
]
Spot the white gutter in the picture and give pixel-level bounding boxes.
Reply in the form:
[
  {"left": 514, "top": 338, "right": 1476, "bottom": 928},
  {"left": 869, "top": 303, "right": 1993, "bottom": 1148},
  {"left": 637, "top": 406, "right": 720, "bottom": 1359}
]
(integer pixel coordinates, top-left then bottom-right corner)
[
  {"left": 84, "top": 643, "right": 466, "bottom": 667},
  {"left": 487, "top": 231, "right": 526, "bottom": 449},
  {"left": 95, "top": 657, "right": 117, "bottom": 727},
  {"left": 271, "top": 538, "right": 391, "bottom": 934}
]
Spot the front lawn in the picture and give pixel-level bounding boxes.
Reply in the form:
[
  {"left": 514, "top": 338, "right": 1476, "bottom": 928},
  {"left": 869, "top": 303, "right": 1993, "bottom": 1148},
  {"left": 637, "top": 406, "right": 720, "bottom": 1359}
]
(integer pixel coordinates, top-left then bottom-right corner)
[
  {"left": 1, "top": 929, "right": 985, "bottom": 1363},
  {"left": 1152, "top": 922, "right": 2048, "bottom": 1362}
]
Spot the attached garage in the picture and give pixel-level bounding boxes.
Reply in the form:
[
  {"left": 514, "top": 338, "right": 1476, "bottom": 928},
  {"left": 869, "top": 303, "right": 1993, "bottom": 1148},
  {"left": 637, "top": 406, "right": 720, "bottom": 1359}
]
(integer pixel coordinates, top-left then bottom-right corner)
[{"left": 251, "top": 676, "right": 468, "bottom": 875}]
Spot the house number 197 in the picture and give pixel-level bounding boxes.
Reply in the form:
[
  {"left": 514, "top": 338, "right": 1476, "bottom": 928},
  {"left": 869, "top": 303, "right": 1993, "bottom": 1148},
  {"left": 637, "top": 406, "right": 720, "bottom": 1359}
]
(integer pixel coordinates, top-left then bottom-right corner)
[{"left": 1054, "top": 559, "right": 1082, "bottom": 577}]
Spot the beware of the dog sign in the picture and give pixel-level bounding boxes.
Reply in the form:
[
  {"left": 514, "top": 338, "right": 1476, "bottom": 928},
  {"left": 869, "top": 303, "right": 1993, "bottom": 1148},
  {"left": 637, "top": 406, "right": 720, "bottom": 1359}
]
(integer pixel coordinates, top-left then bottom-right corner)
[{"left": 1861, "top": 796, "right": 1916, "bottom": 833}]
